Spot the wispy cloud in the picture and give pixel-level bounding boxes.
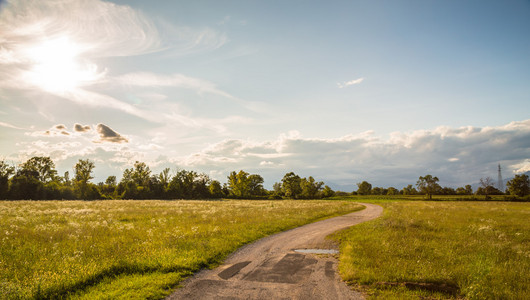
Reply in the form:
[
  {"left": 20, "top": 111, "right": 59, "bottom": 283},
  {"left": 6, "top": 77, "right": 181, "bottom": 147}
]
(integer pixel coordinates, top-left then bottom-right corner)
[
  {"left": 0, "top": 121, "right": 24, "bottom": 130},
  {"left": 337, "top": 77, "right": 365, "bottom": 88},
  {"left": 116, "top": 72, "right": 236, "bottom": 99},
  {"left": 0, "top": 0, "right": 231, "bottom": 121}
]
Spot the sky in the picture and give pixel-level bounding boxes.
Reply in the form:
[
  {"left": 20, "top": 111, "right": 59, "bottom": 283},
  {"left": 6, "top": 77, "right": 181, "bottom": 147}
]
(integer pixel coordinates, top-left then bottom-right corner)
[{"left": 0, "top": 0, "right": 529, "bottom": 190}]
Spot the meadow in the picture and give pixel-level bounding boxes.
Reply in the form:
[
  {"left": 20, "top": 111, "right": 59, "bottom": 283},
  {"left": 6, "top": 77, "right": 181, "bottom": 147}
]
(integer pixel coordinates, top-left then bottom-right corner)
[
  {"left": 0, "top": 199, "right": 363, "bottom": 299},
  {"left": 333, "top": 200, "right": 530, "bottom": 299}
]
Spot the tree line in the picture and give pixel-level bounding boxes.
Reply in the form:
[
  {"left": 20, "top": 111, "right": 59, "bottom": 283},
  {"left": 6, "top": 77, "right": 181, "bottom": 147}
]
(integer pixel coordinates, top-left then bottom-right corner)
[
  {"left": 0, "top": 157, "right": 528, "bottom": 200},
  {"left": 0, "top": 157, "right": 335, "bottom": 200},
  {"left": 355, "top": 174, "right": 529, "bottom": 199}
]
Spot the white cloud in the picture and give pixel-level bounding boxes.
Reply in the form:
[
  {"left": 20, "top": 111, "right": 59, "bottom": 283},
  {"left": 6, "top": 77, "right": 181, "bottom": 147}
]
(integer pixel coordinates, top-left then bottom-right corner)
[
  {"left": 337, "top": 77, "right": 364, "bottom": 88},
  {"left": 9, "top": 120, "right": 529, "bottom": 188},
  {"left": 173, "top": 120, "right": 530, "bottom": 189},
  {"left": 512, "top": 159, "right": 530, "bottom": 174}
]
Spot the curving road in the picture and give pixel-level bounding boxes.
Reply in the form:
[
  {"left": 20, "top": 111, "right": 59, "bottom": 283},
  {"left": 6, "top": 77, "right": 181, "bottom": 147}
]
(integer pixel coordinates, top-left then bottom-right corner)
[{"left": 167, "top": 203, "right": 383, "bottom": 300}]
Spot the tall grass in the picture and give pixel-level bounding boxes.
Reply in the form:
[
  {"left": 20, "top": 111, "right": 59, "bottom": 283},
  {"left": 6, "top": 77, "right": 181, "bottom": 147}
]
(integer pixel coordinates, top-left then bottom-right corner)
[
  {"left": 0, "top": 200, "right": 363, "bottom": 299},
  {"left": 333, "top": 201, "right": 530, "bottom": 299}
]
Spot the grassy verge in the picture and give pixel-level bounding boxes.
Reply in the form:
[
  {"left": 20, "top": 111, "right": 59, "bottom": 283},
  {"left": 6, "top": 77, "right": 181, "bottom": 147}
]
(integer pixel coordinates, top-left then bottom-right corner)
[
  {"left": 332, "top": 201, "right": 530, "bottom": 299},
  {"left": 0, "top": 199, "right": 363, "bottom": 299}
]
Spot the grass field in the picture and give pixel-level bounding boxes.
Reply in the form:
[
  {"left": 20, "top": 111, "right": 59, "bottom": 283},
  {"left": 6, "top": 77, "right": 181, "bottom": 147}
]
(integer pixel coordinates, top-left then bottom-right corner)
[
  {"left": 333, "top": 201, "right": 530, "bottom": 299},
  {"left": 0, "top": 199, "right": 364, "bottom": 299}
]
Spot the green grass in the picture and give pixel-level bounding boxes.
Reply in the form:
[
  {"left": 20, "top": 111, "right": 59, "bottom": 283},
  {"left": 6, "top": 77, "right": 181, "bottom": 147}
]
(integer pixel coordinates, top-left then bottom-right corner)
[
  {"left": 329, "top": 194, "right": 521, "bottom": 201},
  {"left": 0, "top": 199, "right": 363, "bottom": 299},
  {"left": 333, "top": 201, "right": 530, "bottom": 299}
]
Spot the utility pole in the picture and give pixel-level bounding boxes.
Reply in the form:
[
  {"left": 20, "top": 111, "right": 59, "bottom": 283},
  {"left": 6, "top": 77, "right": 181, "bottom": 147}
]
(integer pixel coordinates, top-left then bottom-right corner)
[{"left": 497, "top": 164, "right": 504, "bottom": 192}]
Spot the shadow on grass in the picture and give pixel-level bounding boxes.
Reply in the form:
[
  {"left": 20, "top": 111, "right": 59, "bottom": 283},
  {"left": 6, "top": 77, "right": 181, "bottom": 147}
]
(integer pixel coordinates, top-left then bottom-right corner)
[
  {"left": 375, "top": 280, "right": 460, "bottom": 297},
  {"left": 33, "top": 262, "right": 200, "bottom": 300}
]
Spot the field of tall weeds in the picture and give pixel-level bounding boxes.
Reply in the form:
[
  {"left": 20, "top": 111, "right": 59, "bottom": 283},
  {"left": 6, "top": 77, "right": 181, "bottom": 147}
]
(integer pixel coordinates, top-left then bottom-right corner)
[
  {"left": 0, "top": 199, "right": 363, "bottom": 299},
  {"left": 333, "top": 201, "right": 530, "bottom": 299}
]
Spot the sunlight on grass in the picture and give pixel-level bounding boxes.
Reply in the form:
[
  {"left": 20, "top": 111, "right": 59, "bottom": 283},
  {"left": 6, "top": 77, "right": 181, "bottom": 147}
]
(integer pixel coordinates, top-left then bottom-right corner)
[
  {"left": 0, "top": 200, "right": 363, "bottom": 299},
  {"left": 333, "top": 201, "right": 530, "bottom": 299}
]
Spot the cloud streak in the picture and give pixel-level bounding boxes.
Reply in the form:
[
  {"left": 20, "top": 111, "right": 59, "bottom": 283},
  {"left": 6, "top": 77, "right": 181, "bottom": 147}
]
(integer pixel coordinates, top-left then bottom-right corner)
[{"left": 337, "top": 77, "right": 364, "bottom": 88}]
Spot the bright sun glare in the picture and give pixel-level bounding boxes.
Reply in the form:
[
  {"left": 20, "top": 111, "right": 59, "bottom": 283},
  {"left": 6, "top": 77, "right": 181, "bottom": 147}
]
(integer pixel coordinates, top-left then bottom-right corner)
[{"left": 26, "top": 37, "right": 101, "bottom": 93}]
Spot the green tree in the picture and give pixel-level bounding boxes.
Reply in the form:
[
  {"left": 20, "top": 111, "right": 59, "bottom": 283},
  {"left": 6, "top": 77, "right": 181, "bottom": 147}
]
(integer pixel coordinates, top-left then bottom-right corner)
[
  {"left": 271, "top": 182, "right": 283, "bottom": 199},
  {"left": 457, "top": 184, "right": 473, "bottom": 195},
  {"left": 300, "top": 176, "right": 324, "bottom": 199},
  {"left": 479, "top": 177, "right": 495, "bottom": 200},
  {"left": 321, "top": 185, "right": 335, "bottom": 198},
  {"left": 9, "top": 169, "right": 43, "bottom": 199},
  {"left": 356, "top": 181, "right": 372, "bottom": 195},
  {"left": 416, "top": 175, "right": 441, "bottom": 200},
  {"left": 74, "top": 159, "right": 96, "bottom": 199},
  {"left": 371, "top": 187, "right": 383, "bottom": 195},
  {"left": 465, "top": 184, "right": 473, "bottom": 195},
  {"left": 168, "top": 169, "right": 209, "bottom": 199},
  {"left": 98, "top": 176, "right": 117, "bottom": 199},
  {"left": 209, "top": 180, "right": 225, "bottom": 198},
  {"left": 281, "top": 172, "right": 302, "bottom": 199},
  {"left": 20, "top": 156, "right": 58, "bottom": 183},
  {"left": 401, "top": 184, "right": 417, "bottom": 195},
  {"left": 227, "top": 170, "right": 254, "bottom": 198},
  {"left": 386, "top": 187, "right": 399, "bottom": 195},
  {"left": 506, "top": 174, "right": 530, "bottom": 197},
  {"left": 159, "top": 168, "right": 171, "bottom": 189},
  {"left": 0, "top": 160, "right": 14, "bottom": 199}
]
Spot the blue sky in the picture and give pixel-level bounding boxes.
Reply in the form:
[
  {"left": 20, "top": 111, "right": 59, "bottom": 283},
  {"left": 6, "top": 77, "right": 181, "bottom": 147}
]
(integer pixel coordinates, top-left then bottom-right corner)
[{"left": 0, "top": 0, "right": 529, "bottom": 190}]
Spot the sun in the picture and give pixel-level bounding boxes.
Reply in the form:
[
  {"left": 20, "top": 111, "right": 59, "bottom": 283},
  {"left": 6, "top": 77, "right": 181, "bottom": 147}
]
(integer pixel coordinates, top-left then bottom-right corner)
[{"left": 25, "top": 37, "right": 102, "bottom": 94}]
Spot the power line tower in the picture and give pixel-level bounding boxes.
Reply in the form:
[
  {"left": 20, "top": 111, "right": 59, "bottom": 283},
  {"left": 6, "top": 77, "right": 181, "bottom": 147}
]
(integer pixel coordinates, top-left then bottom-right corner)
[{"left": 497, "top": 164, "right": 504, "bottom": 192}]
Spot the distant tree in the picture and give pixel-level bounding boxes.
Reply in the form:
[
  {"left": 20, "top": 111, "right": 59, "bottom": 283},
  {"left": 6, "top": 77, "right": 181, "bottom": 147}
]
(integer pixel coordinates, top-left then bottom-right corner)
[
  {"left": 401, "top": 184, "right": 418, "bottom": 195},
  {"left": 248, "top": 174, "right": 266, "bottom": 197},
  {"left": 479, "top": 177, "right": 495, "bottom": 200},
  {"left": 132, "top": 161, "right": 151, "bottom": 187},
  {"left": 456, "top": 187, "right": 467, "bottom": 195},
  {"left": 227, "top": 171, "right": 264, "bottom": 198},
  {"left": 98, "top": 175, "right": 117, "bottom": 199},
  {"left": 227, "top": 170, "right": 250, "bottom": 198},
  {"left": 9, "top": 168, "right": 43, "bottom": 199},
  {"left": 167, "top": 169, "right": 210, "bottom": 199},
  {"left": 209, "top": 180, "right": 225, "bottom": 198},
  {"left": 321, "top": 185, "right": 335, "bottom": 198},
  {"left": 63, "top": 171, "right": 71, "bottom": 186},
  {"left": 0, "top": 160, "right": 14, "bottom": 199},
  {"left": 170, "top": 170, "right": 197, "bottom": 199},
  {"left": 441, "top": 187, "right": 457, "bottom": 195},
  {"left": 465, "top": 184, "right": 473, "bottom": 195},
  {"left": 272, "top": 182, "right": 283, "bottom": 198},
  {"left": 121, "top": 168, "right": 133, "bottom": 184},
  {"left": 506, "top": 174, "right": 530, "bottom": 197},
  {"left": 356, "top": 181, "right": 372, "bottom": 195},
  {"left": 74, "top": 159, "right": 96, "bottom": 199},
  {"left": 386, "top": 187, "right": 399, "bottom": 195},
  {"left": 159, "top": 168, "right": 171, "bottom": 190},
  {"left": 416, "top": 175, "right": 441, "bottom": 200},
  {"left": 20, "top": 156, "right": 58, "bottom": 183},
  {"left": 281, "top": 172, "right": 302, "bottom": 199},
  {"left": 300, "top": 176, "right": 324, "bottom": 199},
  {"left": 371, "top": 187, "right": 383, "bottom": 195}
]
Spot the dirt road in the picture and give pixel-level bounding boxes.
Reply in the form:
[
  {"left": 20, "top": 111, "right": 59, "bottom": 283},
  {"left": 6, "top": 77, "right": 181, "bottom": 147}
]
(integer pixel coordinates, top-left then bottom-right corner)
[{"left": 167, "top": 203, "right": 382, "bottom": 300}]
